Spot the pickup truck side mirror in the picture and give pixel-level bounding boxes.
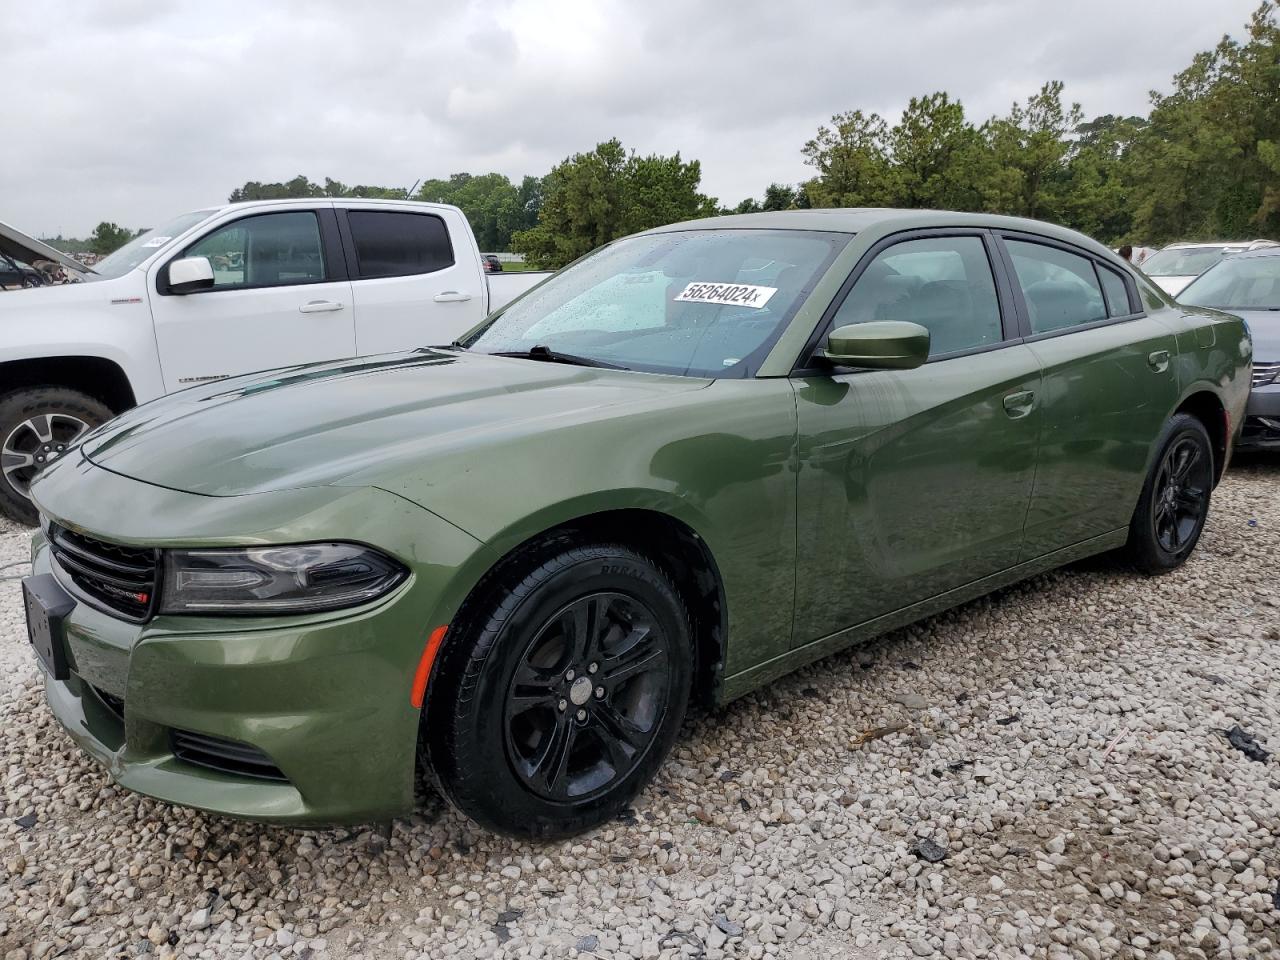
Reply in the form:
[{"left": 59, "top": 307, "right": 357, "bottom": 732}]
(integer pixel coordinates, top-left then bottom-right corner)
[
  {"left": 823, "top": 321, "right": 930, "bottom": 370},
  {"left": 167, "top": 256, "right": 215, "bottom": 295}
]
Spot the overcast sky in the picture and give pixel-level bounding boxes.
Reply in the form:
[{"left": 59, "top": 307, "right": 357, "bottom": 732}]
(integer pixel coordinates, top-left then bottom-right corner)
[{"left": 1, "top": 0, "right": 1263, "bottom": 238}]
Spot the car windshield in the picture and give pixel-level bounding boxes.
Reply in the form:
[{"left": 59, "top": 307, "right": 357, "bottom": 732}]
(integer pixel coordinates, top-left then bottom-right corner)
[
  {"left": 1140, "top": 246, "right": 1230, "bottom": 277},
  {"left": 1180, "top": 255, "right": 1280, "bottom": 310},
  {"left": 462, "top": 229, "right": 848, "bottom": 378},
  {"left": 89, "top": 209, "right": 219, "bottom": 280}
]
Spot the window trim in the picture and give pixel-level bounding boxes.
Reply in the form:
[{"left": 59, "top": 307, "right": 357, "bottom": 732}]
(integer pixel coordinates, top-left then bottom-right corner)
[
  {"left": 791, "top": 227, "right": 1021, "bottom": 376},
  {"left": 336, "top": 208, "right": 456, "bottom": 281},
  {"left": 156, "top": 208, "right": 345, "bottom": 296},
  {"left": 993, "top": 230, "right": 1145, "bottom": 343}
]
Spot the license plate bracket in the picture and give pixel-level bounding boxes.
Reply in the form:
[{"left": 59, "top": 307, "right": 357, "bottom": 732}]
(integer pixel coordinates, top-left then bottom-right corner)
[{"left": 23, "top": 574, "right": 75, "bottom": 681}]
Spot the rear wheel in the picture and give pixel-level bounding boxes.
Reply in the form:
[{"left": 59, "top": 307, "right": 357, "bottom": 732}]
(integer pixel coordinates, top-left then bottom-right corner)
[
  {"left": 424, "top": 543, "right": 692, "bottom": 838},
  {"left": 1125, "top": 413, "right": 1214, "bottom": 574},
  {"left": 0, "top": 387, "right": 111, "bottom": 525}
]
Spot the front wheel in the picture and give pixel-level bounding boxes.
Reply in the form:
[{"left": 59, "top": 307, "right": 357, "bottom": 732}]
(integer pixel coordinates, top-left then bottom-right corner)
[
  {"left": 1125, "top": 413, "right": 1214, "bottom": 574},
  {"left": 425, "top": 543, "right": 692, "bottom": 839},
  {"left": 0, "top": 387, "right": 112, "bottom": 525}
]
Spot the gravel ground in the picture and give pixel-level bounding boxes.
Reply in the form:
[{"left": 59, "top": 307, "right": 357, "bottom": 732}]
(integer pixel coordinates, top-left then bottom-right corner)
[{"left": 1, "top": 459, "right": 1278, "bottom": 960}]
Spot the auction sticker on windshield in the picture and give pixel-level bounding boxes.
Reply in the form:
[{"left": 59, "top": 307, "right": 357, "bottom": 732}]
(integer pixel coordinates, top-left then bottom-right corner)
[{"left": 674, "top": 282, "right": 777, "bottom": 309}]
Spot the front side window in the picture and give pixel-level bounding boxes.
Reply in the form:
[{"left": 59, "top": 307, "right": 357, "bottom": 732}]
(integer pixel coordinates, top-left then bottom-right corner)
[
  {"left": 1180, "top": 255, "right": 1280, "bottom": 310},
  {"left": 831, "top": 236, "right": 1003, "bottom": 357},
  {"left": 347, "top": 210, "right": 454, "bottom": 279},
  {"left": 464, "top": 229, "right": 848, "bottom": 378},
  {"left": 1005, "top": 240, "right": 1107, "bottom": 334},
  {"left": 185, "top": 211, "right": 326, "bottom": 289}
]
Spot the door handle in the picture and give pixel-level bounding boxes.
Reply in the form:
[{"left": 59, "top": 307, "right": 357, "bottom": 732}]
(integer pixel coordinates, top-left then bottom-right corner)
[
  {"left": 433, "top": 291, "right": 473, "bottom": 303},
  {"left": 298, "top": 300, "right": 345, "bottom": 314},
  {"left": 1002, "top": 390, "right": 1036, "bottom": 419},
  {"left": 1148, "top": 349, "right": 1171, "bottom": 373}
]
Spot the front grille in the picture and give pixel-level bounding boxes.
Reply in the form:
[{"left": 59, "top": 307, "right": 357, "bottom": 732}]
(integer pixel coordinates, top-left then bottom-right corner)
[
  {"left": 170, "top": 729, "right": 288, "bottom": 782},
  {"left": 1253, "top": 361, "right": 1280, "bottom": 388},
  {"left": 49, "top": 524, "right": 159, "bottom": 622}
]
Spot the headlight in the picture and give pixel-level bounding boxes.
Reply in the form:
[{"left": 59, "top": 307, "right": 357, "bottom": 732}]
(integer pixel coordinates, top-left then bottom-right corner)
[{"left": 160, "top": 543, "right": 408, "bottom": 615}]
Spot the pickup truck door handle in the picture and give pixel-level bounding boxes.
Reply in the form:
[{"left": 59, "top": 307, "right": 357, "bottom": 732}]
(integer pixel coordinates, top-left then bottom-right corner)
[
  {"left": 298, "top": 300, "right": 345, "bottom": 314},
  {"left": 1002, "top": 390, "right": 1036, "bottom": 419},
  {"left": 433, "top": 291, "right": 473, "bottom": 303},
  {"left": 1148, "top": 349, "right": 1171, "bottom": 373}
]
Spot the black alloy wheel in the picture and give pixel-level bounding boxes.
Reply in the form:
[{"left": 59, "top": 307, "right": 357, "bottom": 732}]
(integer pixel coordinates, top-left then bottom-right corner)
[
  {"left": 1126, "top": 412, "right": 1214, "bottom": 574},
  {"left": 425, "top": 543, "right": 692, "bottom": 838},
  {"left": 504, "top": 591, "right": 671, "bottom": 802}
]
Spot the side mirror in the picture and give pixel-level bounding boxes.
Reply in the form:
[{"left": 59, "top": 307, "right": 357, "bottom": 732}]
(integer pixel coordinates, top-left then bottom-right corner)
[
  {"left": 823, "top": 321, "right": 930, "bottom": 370},
  {"left": 167, "top": 256, "right": 215, "bottom": 294}
]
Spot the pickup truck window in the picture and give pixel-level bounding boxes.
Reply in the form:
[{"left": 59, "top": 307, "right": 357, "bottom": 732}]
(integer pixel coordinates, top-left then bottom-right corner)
[
  {"left": 347, "top": 211, "right": 454, "bottom": 279},
  {"left": 89, "top": 209, "right": 218, "bottom": 280},
  {"left": 186, "top": 212, "right": 326, "bottom": 289}
]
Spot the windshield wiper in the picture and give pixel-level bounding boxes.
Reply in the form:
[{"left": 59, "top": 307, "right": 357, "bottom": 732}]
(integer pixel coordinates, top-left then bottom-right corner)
[{"left": 491, "top": 345, "right": 628, "bottom": 370}]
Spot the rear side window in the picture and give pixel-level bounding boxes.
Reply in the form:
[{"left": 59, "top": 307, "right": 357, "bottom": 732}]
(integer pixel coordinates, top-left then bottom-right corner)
[
  {"left": 1005, "top": 240, "right": 1107, "bottom": 334},
  {"left": 1097, "top": 265, "right": 1133, "bottom": 317},
  {"left": 831, "top": 235, "right": 1003, "bottom": 357},
  {"left": 347, "top": 211, "right": 453, "bottom": 279}
]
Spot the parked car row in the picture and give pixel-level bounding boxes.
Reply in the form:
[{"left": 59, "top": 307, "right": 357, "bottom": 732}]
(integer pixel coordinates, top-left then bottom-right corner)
[{"left": 21, "top": 208, "right": 1252, "bottom": 838}]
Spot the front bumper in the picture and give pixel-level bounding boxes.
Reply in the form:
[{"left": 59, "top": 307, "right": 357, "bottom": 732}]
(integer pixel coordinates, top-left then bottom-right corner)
[
  {"left": 27, "top": 457, "right": 487, "bottom": 824},
  {"left": 1239, "top": 383, "right": 1280, "bottom": 450}
]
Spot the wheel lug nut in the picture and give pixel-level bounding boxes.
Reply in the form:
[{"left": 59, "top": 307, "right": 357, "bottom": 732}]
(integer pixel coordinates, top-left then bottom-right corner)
[
  {"left": 587, "top": 662, "right": 598, "bottom": 674},
  {"left": 595, "top": 686, "right": 605, "bottom": 699},
  {"left": 575, "top": 709, "right": 586, "bottom": 721},
  {"left": 557, "top": 699, "right": 567, "bottom": 712},
  {"left": 565, "top": 669, "right": 575, "bottom": 682}
]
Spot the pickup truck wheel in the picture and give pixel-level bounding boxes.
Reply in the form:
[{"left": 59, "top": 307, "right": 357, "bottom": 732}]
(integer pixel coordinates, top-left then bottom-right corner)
[
  {"left": 1125, "top": 412, "right": 1214, "bottom": 574},
  {"left": 425, "top": 543, "right": 692, "bottom": 839},
  {"left": 0, "top": 387, "right": 111, "bottom": 525}
]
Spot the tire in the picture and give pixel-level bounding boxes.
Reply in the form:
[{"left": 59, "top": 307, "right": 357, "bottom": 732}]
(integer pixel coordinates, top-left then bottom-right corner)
[
  {"left": 1125, "top": 413, "right": 1215, "bottom": 574},
  {"left": 0, "top": 387, "right": 112, "bottom": 526},
  {"left": 425, "top": 543, "right": 693, "bottom": 839}
]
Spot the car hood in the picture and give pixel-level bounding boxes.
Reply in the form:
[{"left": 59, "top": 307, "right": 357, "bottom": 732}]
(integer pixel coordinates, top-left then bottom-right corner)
[
  {"left": 1233, "top": 309, "right": 1280, "bottom": 362},
  {"left": 80, "top": 349, "right": 710, "bottom": 496},
  {"left": 1153, "top": 275, "right": 1196, "bottom": 296}
]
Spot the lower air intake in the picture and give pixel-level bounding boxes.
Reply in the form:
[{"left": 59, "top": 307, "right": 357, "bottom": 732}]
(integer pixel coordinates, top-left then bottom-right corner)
[{"left": 169, "top": 729, "right": 288, "bottom": 782}]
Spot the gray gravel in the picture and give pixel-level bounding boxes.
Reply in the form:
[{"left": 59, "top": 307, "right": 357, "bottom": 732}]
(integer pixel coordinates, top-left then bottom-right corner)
[{"left": 1, "top": 459, "right": 1278, "bottom": 960}]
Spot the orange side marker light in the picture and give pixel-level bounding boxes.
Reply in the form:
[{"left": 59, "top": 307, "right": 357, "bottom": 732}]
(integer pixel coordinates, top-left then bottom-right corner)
[{"left": 410, "top": 625, "right": 448, "bottom": 708}]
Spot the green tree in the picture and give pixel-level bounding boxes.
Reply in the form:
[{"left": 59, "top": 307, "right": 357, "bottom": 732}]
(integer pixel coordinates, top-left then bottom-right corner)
[
  {"left": 88, "top": 222, "right": 137, "bottom": 255},
  {"left": 980, "top": 81, "right": 1084, "bottom": 220},
  {"left": 416, "top": 173, "right": 526, "bottom": 250},
  {"left": 886, "top": 93, "right": 987, "bottom": 210},
  {"left": 512, "top": 139, "right": 716, "bottom": 269},
  {"left": 801, "top": 110, "right": 897, "bottom": 208}
]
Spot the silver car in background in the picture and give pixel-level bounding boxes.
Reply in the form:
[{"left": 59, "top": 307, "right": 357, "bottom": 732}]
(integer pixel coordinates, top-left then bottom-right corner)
[{"left": 1143, "top": 239, "right": 1277, "bottom": 296}]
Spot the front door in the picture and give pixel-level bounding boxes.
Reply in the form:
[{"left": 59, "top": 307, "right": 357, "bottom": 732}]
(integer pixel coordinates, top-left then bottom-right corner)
[
  {"left": 792, "top": 232, "right": 1042, "bottom": 646},
  {"left": 150, "top": 208, "right": 355, "bottom": 391}
]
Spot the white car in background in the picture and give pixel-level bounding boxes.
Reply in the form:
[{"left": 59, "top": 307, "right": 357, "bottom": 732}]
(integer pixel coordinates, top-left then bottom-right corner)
[
  {"left": 0, "top": 199, "right": 549, "bottom": 523},
  {"left": 1141, "top": 239, "right": 1278, "bottom": 296}
]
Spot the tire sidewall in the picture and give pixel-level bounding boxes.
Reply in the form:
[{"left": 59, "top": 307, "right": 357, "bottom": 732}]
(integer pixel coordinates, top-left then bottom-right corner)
[
  {"left": 431, "top": 546, "right": 692, "bottom": 838},
  {"left": 1130, "top": 413, "right": 1213, "bottom": 571},
  {"left": 0, "top": 387, "right": 113, "bottom": 526}
]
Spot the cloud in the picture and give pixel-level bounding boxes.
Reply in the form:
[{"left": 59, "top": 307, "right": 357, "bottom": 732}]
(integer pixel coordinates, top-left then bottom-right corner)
[{"left": 0, "top": 0, "right": 1262, "bottom": 236}]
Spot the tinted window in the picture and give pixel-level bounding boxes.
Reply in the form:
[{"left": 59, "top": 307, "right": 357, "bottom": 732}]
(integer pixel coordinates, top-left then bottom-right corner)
[
  {"left": 185, "top": 212, "right": 325, "bottom": 289},
  {"left": 465, "top": 229, "right": 847, "bottom": 378},
  {"left": 831, "top": 236, "right": 1002, "bottom": 356},
  {"left": 348, "top": 211, "right": 453, "bottom": 278},
  {"left": 1006, "top": 240, "right": 1107, "bottom": 334},
  {"left": 1097, "top": 265, "right": 1133, "bottom": 317}
]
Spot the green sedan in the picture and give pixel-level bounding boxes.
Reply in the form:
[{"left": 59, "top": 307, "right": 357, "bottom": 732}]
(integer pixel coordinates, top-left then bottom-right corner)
[{"left": 23, "top": 210, "right": 1251, "bottom": 838}]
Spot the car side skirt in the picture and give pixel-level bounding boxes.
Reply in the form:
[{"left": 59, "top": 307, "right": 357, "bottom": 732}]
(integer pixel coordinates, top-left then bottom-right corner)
[{"left": 719, "top": 527, "right": 1129, "bottom": 704}]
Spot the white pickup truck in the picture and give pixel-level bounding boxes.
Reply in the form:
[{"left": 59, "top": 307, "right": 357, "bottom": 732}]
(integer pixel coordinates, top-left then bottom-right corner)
[{"left": 0, "top": 198, "right": 548, "bottom": 522}]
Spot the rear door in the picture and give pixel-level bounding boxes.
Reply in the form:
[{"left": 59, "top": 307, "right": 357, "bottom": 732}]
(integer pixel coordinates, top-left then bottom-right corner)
[
  {"left": 994, "top": 232, "right": 1179, "bottom": 558},
  {"left": 338, "top": 206, "right": 487, "bottom": 353},
  {"left": 150, "top": 206, "right": 355, "bottom": 391},
  {"left": 791, "top": 230, "right": 1042, "bottom": 646}
]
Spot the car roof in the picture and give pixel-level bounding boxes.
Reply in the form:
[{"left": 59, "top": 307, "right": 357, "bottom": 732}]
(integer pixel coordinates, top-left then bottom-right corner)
[
  {"left": 1224, "top": 245, "right": 1280, "bottom": 260},
  {"left": 640, "top": 208, "right": 1118, "bottom": 256},
  {"left": 1163, "top": 240, "right": 1277, "bottom": 250}
]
